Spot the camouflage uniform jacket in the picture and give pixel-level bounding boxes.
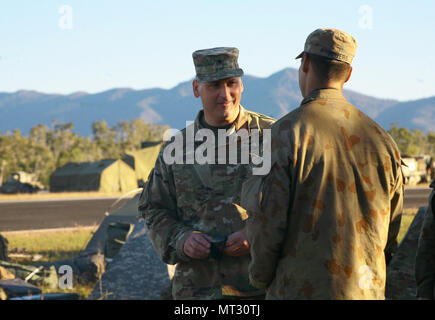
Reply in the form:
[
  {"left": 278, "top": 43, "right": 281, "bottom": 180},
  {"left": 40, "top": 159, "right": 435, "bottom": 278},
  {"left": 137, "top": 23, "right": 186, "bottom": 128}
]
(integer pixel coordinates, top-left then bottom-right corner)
[
  {"left": 138, "top": 105, "right": 275, "bottom": 299},
  {"left": 415, "top": 179, "right": 435, "bottom": 299},
  {"left": 241, "top": 89, "right": 404, "bottom": 299}
]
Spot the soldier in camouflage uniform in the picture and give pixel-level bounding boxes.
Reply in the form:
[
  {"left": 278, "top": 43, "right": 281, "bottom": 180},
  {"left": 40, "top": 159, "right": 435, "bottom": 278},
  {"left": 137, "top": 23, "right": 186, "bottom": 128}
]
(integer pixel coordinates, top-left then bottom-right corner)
[
  {"left": 415, "top": 179, "right": 435, "bottom": 299},
  {"left": 138, "top": 47, "right": 275, "bottom": 299},
  {"left": 241, "top": 28, "right": 404, "bottom": 299}
]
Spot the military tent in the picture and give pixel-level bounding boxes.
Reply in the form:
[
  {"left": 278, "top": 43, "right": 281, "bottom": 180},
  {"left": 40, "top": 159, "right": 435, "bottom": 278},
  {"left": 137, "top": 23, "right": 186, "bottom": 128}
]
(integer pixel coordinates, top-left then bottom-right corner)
[
  {"left": 122, "top": 141, "right": 163, "bottom": 185},
  {"left": 82, "top": 193, "right": 141, "bottom": 256},
  {"left": 49, "top": 159, "right": 137, "bottom": 193}
]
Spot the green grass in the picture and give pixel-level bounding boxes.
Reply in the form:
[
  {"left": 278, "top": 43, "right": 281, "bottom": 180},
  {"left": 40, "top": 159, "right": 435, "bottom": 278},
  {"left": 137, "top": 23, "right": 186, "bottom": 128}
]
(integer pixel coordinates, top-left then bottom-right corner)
[
  {"left": 397, "top": 207, "right": 419, "bottom": 244},
  {"left": 6, "top": 227, "right": 94, "bottom": 260},
  {"left": 397, "top": 214, "right": 414, "bottom": 244},
  {"left": 3, "top": 227, "right": 97, "bottom": 299},
  {"left": 0, "top": 191, "right": 127, "bottom": 202}
]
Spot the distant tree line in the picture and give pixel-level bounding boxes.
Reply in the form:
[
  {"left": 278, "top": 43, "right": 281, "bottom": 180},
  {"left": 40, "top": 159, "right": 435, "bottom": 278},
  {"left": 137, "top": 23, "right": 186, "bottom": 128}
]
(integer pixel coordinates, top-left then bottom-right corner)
[
  {"left": 0, "top": 119, "right": 168, "bottom": 187},
  {"left": 388, "top": 124, "right": 435, "bottom": 157},
  {"left": 0, "top": 121, "right": 434, "bottom": 188}
]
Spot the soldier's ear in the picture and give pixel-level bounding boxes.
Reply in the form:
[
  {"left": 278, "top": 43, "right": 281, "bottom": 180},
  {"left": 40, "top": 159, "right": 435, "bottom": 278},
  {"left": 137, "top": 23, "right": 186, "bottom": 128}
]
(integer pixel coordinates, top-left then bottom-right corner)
[
  {"left": 240, "top": 78, "right": 244, "bottom": 93},
  {"left": 344, "top": 66, "right": 353, "bottom": 83},
  {"left": 302, "top": 53, "right": 310, "bottom": 73},
  {"left": 192, "top": 79, "right": 201, "bottom": 98}
]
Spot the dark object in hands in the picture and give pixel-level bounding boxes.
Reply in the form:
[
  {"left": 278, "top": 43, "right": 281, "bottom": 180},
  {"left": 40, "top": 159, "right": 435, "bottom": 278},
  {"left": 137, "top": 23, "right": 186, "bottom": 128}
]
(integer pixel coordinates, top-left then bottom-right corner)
[{"left": 209, "top": 236, "right": 227, "bottom": 260}]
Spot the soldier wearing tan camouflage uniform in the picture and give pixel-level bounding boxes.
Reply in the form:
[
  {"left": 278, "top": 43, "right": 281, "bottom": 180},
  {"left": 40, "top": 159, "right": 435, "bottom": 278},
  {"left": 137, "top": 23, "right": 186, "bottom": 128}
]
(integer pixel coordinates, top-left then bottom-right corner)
[
  {"left": 415, "top": 179, "right": 435, "bottom": 299},
  {"left": 138, "top": 47, "right": 275, "bottom": 299},
  {"left": 241, "top": 28, "right": 404, "bottom": 299}
]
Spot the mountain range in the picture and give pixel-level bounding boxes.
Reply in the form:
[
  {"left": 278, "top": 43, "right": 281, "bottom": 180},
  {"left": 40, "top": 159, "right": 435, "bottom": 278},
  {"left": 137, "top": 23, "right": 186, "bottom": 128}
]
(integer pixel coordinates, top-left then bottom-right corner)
[{"left": 0, "top": 68, "right": 433, "bottom": 136}]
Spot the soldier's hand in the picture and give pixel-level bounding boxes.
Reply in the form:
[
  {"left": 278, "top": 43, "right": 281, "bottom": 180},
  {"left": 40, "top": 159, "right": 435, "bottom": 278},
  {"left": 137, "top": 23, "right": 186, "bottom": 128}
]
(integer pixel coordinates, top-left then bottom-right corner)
[
  {"left": 224, "top": 229, "right": 250, "bottom": 257},
  {"left": 183, "top": 231, "right": 212, "bottom": 259}
]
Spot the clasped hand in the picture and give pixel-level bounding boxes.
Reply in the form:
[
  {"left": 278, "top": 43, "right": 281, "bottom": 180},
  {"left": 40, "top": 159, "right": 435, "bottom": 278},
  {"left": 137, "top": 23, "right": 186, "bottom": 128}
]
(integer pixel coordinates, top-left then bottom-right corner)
[{"left": 183, "top": 229, "right": 250, "bottom": 259}]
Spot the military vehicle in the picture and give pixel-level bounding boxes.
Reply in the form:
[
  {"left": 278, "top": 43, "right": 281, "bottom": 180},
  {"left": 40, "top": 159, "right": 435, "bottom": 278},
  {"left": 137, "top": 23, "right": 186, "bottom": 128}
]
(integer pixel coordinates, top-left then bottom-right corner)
[
  {"left": 0, "top": 172, "right": 44, "bottom": 194},
  {"left": 428, "top": 156, "right": 435, "bottom": 180},
  {"left": 402, "top": 155, "right": 433, "bottom": 185}
]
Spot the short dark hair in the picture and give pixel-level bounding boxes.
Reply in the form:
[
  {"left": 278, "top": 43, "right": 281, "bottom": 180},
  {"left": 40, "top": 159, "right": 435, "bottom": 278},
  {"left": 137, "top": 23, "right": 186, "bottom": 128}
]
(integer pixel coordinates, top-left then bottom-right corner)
[{"left": 306, "top": 53, "right": 351, "bottom": 82}]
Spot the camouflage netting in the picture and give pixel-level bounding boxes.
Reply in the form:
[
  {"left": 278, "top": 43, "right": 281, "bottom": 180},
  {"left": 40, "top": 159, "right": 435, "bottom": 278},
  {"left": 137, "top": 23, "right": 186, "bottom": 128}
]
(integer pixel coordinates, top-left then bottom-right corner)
[
  {"left": 88, "top": 220, "right": 174, "bottom": 300},
  {"left": 385, "top": 206, "right": 427, "bottom": 300}
]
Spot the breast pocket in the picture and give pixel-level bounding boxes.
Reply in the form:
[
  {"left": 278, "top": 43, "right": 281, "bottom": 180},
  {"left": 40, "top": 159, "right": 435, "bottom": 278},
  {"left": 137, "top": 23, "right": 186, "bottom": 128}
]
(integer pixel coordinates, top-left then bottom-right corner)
[{"left": 171, "top": 164, "right": 212, "bottom": 220}]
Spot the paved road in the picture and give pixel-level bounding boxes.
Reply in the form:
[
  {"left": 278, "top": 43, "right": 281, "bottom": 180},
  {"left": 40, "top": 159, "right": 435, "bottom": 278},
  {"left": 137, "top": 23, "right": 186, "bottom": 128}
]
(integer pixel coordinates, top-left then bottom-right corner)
[
  {"left": 403, "top": 187, "right": 432, "bottom": 209},
  {"left": 0, "top": 188, "right": 432, "bottom": 232},
  {"left": 0, "top": 198, "right": 120, "bottom": 232}
]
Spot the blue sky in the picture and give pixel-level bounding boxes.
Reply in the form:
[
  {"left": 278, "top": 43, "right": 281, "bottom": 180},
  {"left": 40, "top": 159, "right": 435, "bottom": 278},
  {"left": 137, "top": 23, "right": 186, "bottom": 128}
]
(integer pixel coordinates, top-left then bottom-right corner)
[{"left": 0, "top": 0, "right": 434, "bottom": 101}]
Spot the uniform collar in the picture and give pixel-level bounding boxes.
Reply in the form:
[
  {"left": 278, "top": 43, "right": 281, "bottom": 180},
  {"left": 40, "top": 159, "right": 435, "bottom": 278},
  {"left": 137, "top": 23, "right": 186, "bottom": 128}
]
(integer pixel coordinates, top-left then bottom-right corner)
[{"left": 301, "top": 88, "right": 346, "bottom": 106}]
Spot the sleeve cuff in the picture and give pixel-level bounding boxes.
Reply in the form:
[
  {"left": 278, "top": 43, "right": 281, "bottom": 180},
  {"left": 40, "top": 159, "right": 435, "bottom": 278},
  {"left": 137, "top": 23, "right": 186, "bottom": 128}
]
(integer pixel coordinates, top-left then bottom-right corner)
[
  {"left": 175, "top": 230, "right": 193, "bottom": 262},
  {"left": 249, "top": 273, "right": 269, "bottom": 289}
]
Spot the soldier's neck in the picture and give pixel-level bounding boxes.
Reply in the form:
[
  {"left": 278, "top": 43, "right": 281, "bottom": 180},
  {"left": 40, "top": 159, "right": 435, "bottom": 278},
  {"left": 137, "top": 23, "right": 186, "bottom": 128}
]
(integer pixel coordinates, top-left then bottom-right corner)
[
  {"left": 202, "top": 107, "right": 240, "bottom": 128},
  {"left": 303, "top": 75, "right": 344, "bottom": 98},
  {"left": 200, "top": 113, "right": 233, "bottom": 131}
]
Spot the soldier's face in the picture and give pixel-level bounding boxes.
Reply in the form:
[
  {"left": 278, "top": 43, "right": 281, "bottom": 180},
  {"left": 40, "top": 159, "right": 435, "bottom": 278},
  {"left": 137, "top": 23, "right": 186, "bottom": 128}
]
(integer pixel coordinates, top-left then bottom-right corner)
[
  {"left": 193, "top": 77, "right": 243, "bottom": 126},
  {"left": 298, "top": 53, "right": 309, "bottom": 97}
]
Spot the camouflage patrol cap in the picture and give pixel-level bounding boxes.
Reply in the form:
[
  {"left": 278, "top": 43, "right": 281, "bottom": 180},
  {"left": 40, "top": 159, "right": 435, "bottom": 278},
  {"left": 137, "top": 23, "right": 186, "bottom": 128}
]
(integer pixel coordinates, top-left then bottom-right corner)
[
  {"left": 296, "top": 28, "right": 357, "bottom": 64},
  {"left": 192, "top": 47, "right": 244, "bottom": 82}
]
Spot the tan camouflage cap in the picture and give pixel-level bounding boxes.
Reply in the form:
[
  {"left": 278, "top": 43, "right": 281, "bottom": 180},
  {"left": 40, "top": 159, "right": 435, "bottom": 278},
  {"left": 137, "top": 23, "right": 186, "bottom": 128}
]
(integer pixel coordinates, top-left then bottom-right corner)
[
  {"left": 296, "top": 28, "right": 357, "bottom": 64},
  {"left": 192, "top": 47, "right": 244, "bottom": 82}
]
